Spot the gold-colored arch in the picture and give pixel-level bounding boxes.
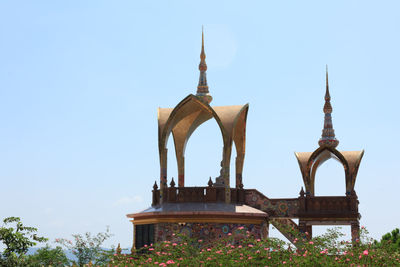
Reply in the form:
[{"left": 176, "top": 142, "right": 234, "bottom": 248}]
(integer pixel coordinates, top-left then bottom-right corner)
[
  {"left": 295, "top": 147, "right": 363, "bottom": 196},
  {"left": 157, "top": 94, "right": 249, "bottom": 203}
]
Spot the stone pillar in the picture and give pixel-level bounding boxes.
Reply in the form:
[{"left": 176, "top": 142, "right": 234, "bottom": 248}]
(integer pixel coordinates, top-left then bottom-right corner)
[
  {"left": 351, "top": 221, "right": 360, "bottom": 242},
  {"left": 298, "top": 220, "right": 307, "bottom": 234},
  {"left": 177, "top": 155, "right": 185, "bottom": 187},
  {"left": 261, "top": 221, "right": 269, "bottom": 240},
  {"left": 306, "top": 225, "right": 312, "bottom": 239},
  {"left": 160, "top": 148, "right": 168, "bottom": 204},
  {"left": 222, "top": 143, "right": 232, "bottom": 204},
  {"left": 132, "top": 223, "right": 136, "bottom": 252},
  {"left": 299, "top": 220, "right": 312, "bottom": 240},
  {"left": 235, "top": 154, "right": 245, "bottom": 188}
]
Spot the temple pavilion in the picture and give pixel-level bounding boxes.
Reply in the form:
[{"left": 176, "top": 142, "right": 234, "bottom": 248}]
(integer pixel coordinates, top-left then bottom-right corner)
[{"left": 127, "top": 31, "right": 364, "bottom": 249}]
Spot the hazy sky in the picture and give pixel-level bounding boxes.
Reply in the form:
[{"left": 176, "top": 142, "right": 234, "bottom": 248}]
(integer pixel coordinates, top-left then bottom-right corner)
[{"left": 1, "top": 1, "right": 399, "bottom": 248}]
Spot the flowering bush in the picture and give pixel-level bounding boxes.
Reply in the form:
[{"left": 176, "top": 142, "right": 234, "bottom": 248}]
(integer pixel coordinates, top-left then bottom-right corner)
[{"left": 108, "top": 227, "right": 400, "bottom": 266}]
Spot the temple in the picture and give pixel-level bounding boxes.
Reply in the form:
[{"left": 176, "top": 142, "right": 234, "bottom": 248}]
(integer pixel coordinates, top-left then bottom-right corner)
[{"left": 127, "top": 32, "right": 364, "bottom": 249}]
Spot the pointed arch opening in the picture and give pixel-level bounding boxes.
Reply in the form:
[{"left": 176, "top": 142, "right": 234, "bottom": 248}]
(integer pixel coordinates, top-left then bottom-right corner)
[
  {"left": 314, "top": 158, "right": 346, "bottom": 196},
  {"left": 183, "top": 118, "right": 224, "bottom": 186},
  {"left": 306, "top": 147, "right": 349, "bottom": 196}
]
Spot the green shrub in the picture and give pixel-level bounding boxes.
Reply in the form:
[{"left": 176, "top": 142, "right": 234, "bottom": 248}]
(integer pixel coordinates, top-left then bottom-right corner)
[{"left": 27, "top": 245, "right": 70, "bottom": 267}]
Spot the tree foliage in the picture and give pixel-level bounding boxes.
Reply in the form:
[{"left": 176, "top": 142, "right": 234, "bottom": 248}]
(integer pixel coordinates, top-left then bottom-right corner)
[
  {"left": 0, "top": 217, "right": 47, "bottom": 259},
  {"left": 375, "top": 228, "right": 400, "bottom": 250},
  {"left": 56, "top": 227, "right": 113, "bottom": 266},
  {"left": 27, "top": 245, "right": 70, "bottom": 266}
]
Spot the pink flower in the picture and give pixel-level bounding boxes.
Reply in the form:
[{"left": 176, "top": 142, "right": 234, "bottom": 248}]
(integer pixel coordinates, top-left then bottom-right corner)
[
  {"left": 238, "top": 226, "right": 244, "bottom": 230},
  {"left": 228, "top": 233, "right": 232, "bottom": 236},
  {"left": 172, "top": 243, "right": 177, "bottom": 246},
  {"left": 166, "top": 260, "right": 175, "bottom": 264},
  {"left": 248, "top": 244, "right": 253, "bottom": 247},
  {"left": 308, "top": 241, "right": 314, "bottom": 245},
  {"left": 283, "top": 261, "right": 286, "bottom": 264},
  {"left": 363, "top": 250, "right": 369, "bottom": 255},
  {"left": 149, "top": 248, "right": 154, "bottom": 251},
  {"left": 198, "top": 239, "right": 203, "bottom": 243}
]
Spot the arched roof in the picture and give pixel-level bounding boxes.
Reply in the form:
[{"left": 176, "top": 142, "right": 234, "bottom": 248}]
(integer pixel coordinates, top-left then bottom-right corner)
[
  {"left": 158, "top": 94, "right": 248, "bottom": 159},
  {"left": 295, "top": 147, "right": 364, "bottom": 195}
]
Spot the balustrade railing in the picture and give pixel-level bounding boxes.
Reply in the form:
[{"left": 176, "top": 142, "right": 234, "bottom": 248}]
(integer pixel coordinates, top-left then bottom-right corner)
[
  {"left": 152, "top": 186, "right": 245, "bottom": 206},
  {"left": 298, "top": 195, "right": 359, "bottom": 216}
]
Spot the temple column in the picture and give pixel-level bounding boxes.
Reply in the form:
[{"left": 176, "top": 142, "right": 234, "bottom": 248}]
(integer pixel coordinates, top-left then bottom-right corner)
[
  {"left": 306, "top": 225, "right": 312, "bottom": 239},
  {"left": 222, "top": 141, "right": 232, "bottom": 203},
  {"left": 177, "top": 155, "right": 185, "bottom": 187},
  {"left": 351, "top": 221, "right": 360, "bottom": 243},
  {"left": 235, "top": 154, "right": 245, "bottom": 188},
  {"left": 298, "top": 220, "right": 312, "bottom": 239},
  {"left": 159, "top": 148, "right": 168, "bottom": 203},
  {"left": 261, "top": 221, "right": 269, "bottom": 240},
  {"left": 131, "top": 223, "right": 136, "bottom": 253}
]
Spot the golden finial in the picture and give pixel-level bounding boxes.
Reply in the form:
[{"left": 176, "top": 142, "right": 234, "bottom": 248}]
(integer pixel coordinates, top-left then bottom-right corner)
[
  {"left": 323, "top": 65, "right": 332, "bottom": 113},
  {"left": 319, "top": 65, "right": 339, "bottom": 148},
  {"left": 196, "top": 27, "right": 212, "bottom": 104},
  {"left": 201, "top": 26, "right": 205, "bottom": 61}
]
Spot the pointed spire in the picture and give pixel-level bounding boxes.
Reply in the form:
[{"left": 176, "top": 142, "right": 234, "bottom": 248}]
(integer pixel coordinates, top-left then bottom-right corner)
[
  {"left": 318, "top": 65, "right": 339, "bottom": 148},
  {"left": 196, "top": 26, "right": 213, "bottom": 104}
]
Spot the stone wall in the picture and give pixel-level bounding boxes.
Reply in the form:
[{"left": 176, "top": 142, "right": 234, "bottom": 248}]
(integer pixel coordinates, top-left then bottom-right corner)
[{"left": 154, "top": 222, "right": 269, "bottom": 244}]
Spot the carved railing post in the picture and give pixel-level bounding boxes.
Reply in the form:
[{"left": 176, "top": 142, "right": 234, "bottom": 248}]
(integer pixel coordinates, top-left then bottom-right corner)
[
  {"left": 168, "top": 178, "right": 177, "bottom": 202},
  {"left": 152, "top": 181, "right": 159, "bottom": 206},
  {"left": 299, "top": 187, "right": 306, "bottom": 213},
  {"left": 206, "top": 177, "right": 216, "bottom": 202}
]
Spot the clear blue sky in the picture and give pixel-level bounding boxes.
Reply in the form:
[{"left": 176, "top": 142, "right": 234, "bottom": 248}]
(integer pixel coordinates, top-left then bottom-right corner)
[{"left": 1, "top": 1, "right": 399, "bottom": 248}]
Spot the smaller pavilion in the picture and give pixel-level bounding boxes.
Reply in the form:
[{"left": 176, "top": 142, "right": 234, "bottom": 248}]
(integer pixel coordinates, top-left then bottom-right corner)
[{"left": 294, "top": 67, "right": 364, "bottom": 238}]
